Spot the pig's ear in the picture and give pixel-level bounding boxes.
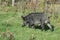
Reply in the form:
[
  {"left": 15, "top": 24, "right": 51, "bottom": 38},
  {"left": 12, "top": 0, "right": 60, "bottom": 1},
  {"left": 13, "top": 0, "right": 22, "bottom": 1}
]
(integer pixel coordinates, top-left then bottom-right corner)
[
  {"left": 21, "top": 16, "right": 23, "bottom": 18},
  {"left": 21, "top": 16, "right": 25, "bottom": 20}
]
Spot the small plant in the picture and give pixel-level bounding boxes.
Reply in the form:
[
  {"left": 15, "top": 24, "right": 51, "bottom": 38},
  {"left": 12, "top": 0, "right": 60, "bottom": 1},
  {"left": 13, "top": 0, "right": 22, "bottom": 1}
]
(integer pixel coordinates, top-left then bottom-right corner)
[
  {"left": 1, "top": 29, "right": 15, "bottom": 40},
  {"left": 29, "top": 34, "right": 35, "bottom": 40}
]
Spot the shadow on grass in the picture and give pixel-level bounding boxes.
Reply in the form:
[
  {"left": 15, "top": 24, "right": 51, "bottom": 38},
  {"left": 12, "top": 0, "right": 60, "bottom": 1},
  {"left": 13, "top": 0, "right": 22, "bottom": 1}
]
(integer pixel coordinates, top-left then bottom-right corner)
[{"left": 34, "top": 25, "right": 54, "bottom": 31}]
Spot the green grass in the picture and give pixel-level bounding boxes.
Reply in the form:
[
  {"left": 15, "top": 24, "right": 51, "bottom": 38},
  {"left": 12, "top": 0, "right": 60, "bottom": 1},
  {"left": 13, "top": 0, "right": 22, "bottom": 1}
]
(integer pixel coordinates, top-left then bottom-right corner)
[{"left": 0, "top": 10, "right": 60, "bottom": 40}]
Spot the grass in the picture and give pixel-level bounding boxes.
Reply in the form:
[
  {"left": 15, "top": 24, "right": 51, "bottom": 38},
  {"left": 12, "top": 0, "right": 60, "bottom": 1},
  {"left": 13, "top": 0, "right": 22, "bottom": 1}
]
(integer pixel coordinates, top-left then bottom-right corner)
[{"left": 0, "top": 8, "right": 60, "bottom": 40}]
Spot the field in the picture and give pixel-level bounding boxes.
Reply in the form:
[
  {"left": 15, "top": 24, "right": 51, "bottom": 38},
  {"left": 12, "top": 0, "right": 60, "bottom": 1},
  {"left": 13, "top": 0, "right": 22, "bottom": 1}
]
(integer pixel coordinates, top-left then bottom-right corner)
[{"left": 0, "top": 7, "right": 60, "bottom": 40}]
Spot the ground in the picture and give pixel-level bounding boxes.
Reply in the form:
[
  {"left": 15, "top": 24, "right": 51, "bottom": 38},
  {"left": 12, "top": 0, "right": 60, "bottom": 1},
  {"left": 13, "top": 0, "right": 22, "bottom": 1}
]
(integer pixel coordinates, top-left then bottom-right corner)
[{"left": 0, "top": 8, "right": 60, "bottom": 40}]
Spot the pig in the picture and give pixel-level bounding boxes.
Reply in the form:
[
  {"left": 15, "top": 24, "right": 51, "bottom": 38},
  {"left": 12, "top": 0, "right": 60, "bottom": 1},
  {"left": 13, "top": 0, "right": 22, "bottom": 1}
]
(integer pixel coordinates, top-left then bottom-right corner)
[{"left": 21, "top": 12, "right": 53, "bottom": 31}]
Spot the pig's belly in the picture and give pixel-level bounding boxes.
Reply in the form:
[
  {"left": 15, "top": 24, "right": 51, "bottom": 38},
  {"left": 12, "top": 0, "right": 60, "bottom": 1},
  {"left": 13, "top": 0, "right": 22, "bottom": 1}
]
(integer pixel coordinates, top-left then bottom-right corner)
[{"left": 34, "top": 20, "right": 41, "bottom": 26}]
